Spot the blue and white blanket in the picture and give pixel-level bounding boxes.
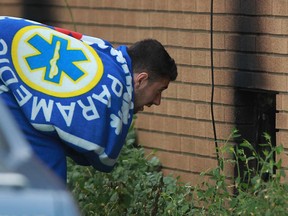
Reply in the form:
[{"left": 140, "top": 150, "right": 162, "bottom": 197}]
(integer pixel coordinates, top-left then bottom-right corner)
[{"left": 0, "top": 16, "right": 134, "bottom": 181}]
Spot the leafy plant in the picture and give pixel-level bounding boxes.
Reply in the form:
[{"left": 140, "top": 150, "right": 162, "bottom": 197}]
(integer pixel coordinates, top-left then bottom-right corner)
[
  {"left": 192, "top": 129, "right": 288, "bottom": 215},
  {"left": 67, "top": 127, "right": 288, "bottom": 215},
  {"left": 67, "top": 122, "right": 194, "bottom": 216}
]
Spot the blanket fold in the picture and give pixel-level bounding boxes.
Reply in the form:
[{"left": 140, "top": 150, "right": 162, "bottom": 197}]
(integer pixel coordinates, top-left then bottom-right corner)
[{"left": 0, "top": 16, "right": 134, "bottom": 181}]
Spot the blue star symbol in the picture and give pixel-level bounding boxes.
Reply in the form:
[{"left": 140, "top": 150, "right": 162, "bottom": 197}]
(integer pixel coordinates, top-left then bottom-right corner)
[{"left": 25, "top": 34, "right": 88, "bottom": 84}]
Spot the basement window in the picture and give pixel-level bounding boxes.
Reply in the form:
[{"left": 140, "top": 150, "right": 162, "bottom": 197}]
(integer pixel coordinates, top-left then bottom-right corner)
[{"left": 234, "top": 89, "right": 277, "bottom": 182}]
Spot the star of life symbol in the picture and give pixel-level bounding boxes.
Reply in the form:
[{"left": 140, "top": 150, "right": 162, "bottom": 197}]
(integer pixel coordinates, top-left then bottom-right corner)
[
  {"left": 49, "top": 40, "right": 61, "bottom": 79},
  {"left": 26, "top": 34, "right": 87, "bottom": 84},
  {"left": 12, "top": 26, "right": 103, "bottom": 97}
]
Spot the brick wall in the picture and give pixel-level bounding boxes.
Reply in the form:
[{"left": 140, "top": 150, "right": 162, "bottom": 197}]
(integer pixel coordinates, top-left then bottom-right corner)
[{"left": 1, "top": 0, "right": 288, "bottom": 184}]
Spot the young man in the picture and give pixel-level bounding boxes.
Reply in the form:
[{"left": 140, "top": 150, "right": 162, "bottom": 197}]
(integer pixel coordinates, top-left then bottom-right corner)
[{"left": 0, "top": 16, "right": 177, "bottom": 182}]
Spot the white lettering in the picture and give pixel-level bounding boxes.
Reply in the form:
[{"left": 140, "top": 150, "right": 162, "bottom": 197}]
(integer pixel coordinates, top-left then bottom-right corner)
[
  {"left": 0, "top": 39, "right": 7, "bottom": 55},
  {"left": 92, "top": 85, "right": 111, "bottom": 108},
  {"left": 122, "top": 64, "right": 129, "bottom": 74},
  {"left": 0, "top": 39, "right": 19, "bottom": 88},
  {"left": 82, "top": 36, "right": 108, "bottom": 49},
  {"left": 14, "top": 85, "right": 32, "bottom": 106},
  {"left": 107, "top": 74, "right": 123, "bottom": 97},
  {"left": 0, "top": 58, "right": 9, "bottom": 64},
  {"left": 0, "top": 66, "right": 18, "bottom": 86},
  {"left": 56, "top": 102, "right": 76, "bottom": 127},
  {"left": 31, "top": 97, "right": 53, "bottom": 121},
  {"left": 110, "top": 48, "right": 126, "bottom": 64},
  {"left": 0, "top": 84, "right": 8, "bottom": 93},
  {"left": 77, "top": 96, "right": 100, "bottom": 120}
]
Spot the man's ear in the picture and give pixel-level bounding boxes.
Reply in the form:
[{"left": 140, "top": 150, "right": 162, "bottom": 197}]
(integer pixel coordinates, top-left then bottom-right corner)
[{"left": 134, "top": 72, "right": 149, "bottom": 89}]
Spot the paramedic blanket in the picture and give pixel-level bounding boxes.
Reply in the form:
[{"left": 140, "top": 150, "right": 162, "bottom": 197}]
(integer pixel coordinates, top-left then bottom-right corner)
[{"left": 0, "top": 16, "right": 134, "bottom": 181}]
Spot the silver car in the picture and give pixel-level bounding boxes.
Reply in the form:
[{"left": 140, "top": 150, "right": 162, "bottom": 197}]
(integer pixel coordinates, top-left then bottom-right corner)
[{"left": 0, "top": 99, "right": 81, "bottom": 216}]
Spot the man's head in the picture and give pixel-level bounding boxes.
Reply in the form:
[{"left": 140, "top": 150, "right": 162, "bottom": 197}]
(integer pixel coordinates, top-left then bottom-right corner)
[{"left": 128, "top": 39, "right": 178, "bottom": 113}]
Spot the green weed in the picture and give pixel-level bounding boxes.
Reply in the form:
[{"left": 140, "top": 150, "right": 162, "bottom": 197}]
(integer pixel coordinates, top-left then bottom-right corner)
[{"left": 67, "top": 127, "right": 288, "bottom": 215}]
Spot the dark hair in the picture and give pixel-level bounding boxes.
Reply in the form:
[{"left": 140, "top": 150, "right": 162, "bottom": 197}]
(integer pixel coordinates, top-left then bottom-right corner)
[{"left": 127, "top": 39, "right": 177, "bottom": 81}]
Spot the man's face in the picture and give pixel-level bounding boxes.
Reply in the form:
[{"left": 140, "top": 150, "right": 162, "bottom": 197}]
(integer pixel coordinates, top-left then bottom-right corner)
[{"left": 133, "top": 72, "right": 170, "bottom": 114}]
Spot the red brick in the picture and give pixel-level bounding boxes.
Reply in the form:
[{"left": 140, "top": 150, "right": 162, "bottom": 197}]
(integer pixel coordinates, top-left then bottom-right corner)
[
  {"left": 217, "top": 123, "right": 236, "bottom": 140},
  {"left": 135, "top": 114, "right": 150, "bottom": 130},
  {"left": 240, "top": 0, "right": 256, "bottom": 14},
  {"left": 163, "top": 82, "right": 178, "bottom": 98},
  {"left": 192, "top": 68, "right": 211, "bottom": 85},
  {"left": 191, "top": 50, "right": 209, "bottom": 67},
  {"left": 196, "top": 104, "right": 210, "bottom": 120},
  {"left": 177, "top": 118, "right": 192, "bottom": 135},
  {"left": 276, "top": 131, "right": 288, "bottom": 149},
  {"left": 225, "top": 0, "right": 241, "bottom": 13},
  {"left": 259, "top": 17, "right": 282, "bottom": 35},
  {"left": 137, "top": 130, "right": 181, "bottom": 152},
  {"left": 276, "top": 94, "right": 283, "bottom": 110},
  {"left": 280, "top": 170, "right": 288, "bottom": 184},
  {"left": 213, "top": 15, "right": 235, "bottom": 32},
  {"left": 140, "top": 0, "right": 154, "bottom": 9},
  {"left": 257, "top": 0, "right": 273, "bottom": 15},
  {"left": 194, "top": 33, "right": 210, "bottom": 49},
  {"left": 164, "top": 117, "right": 178, "bottom": 133},
  {"left": 223, "top": 106, "right": 235, "bottom": 123},
  {"left": 191, "top": 14, "right": 210, "bottom": 30},
  {"left": 256, "top": 35, "right": 288, "bottom": 54},
  {"left": 161, "top": 168, "right": 210, "bottom": 186},
  {"left": 191, "top": 85, "right": 210, "bottom": 102},
  {"left": 96, "top": 0, "right": 125, "bottom": 9},
  {"left": 167, "top": 100, "right": 181, "bottom": 116},
  {"left": 264, "top": 74, "right": 287, "bottom": 92},
  {"left": 195, "top": 0, "right": 210, "bottom": 12},
  {"left": 154, "top": 151, "right": 190, "bottom": 171},
  {"left": 125, "top": 0, "right": 143, "bottom": 9},
  {"left": 0, "top": 0, "right": 22, "bottom": 3},
  {"left": 277, "top": 94, "right": 288, "bottom": 112},
  {"left": 276, "top": 113, "right": 288, "bottom": 129},
  {"left": 181, "top": 101, "right": 196, "bottom": 118},
  {"left": 181, "top": 137, "right": 217, "bottom": 156},
  {"left": 177, "top": 31, "right": 195, "bottom": 48},
  {"left": 167, "top": 31, "right": 180, "bottom": 47},
  {"left": 167, "top": 0, "right": 182, "bottom": 11},
  {"left": 177, "top": 83, "right": 192, "bottom": 100},
  {"left": 281, "top": 19, "right": 288, "bottom": 35},
  {"left": 214, "top": 34, "right": 225, "bottom": 50},
  {"left": 177, "top": 48, "right": 192, "bottom": 65},
  {"left": 150, "top": 115, "right": 166, "bottom": 132},
  {"left": 214, "top": 0, "right": 226, "bottom": 13},
  {"left": 214, "top": 69, "right": 233, "bottom": 86},
  {"left": 191, "top": 121, "right": 206, "bottom": 138},
  {"left": 0, "top": 4, "right": 22, "bottom": 17},
  {"left": 151, "top": 29, "right": 168, "bottom": 44},
  {"left": 154, "top": 1, "right": 168, "bottom": 10},
  {"left": 277, "top": 151, "right": 288, "bottom": 168},
  {"left": 176, "top": 14, "right": 193, "bottom": 30},
  {"left": 273, "top": 0, "right": 288, "bottom": 16},
  {"left": 181, "top": 0, "right": 197, "bottom": 12},
  {"left": 189, "top": 156, "right": 218, "bottom": 173},
  {"left": 149, "top": 99, "right": 168, "bottom": 115},
  {"left": 180, "top": 137, "right": 196, "bottom": 154}
]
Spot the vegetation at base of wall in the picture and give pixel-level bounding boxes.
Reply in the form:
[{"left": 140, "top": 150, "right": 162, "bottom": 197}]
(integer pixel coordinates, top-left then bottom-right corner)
[
  {"left": 67, "top": 127, "right": 288, "bottom": 216},
  {"left": 193, "top": 130, "right": 288, "bottom": 215},
  {"left": 67, "top": 124, "right": 194, "bottom": 216}
]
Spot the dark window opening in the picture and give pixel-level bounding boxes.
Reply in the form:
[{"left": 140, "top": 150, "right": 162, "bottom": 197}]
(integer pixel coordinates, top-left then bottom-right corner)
[{"left": 234, "top": 89, "right": 277, "bottom": 184}]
